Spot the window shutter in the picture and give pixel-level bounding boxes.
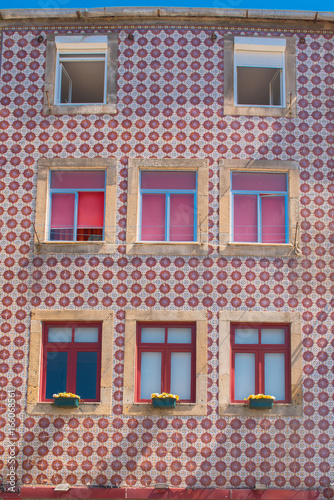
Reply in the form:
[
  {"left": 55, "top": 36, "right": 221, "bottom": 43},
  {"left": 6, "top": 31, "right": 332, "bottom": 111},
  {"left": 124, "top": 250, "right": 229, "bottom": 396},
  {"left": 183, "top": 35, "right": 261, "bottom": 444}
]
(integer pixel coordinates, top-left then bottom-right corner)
[{"left": 235, "top": 37, "right": 285, "bottom": 68}]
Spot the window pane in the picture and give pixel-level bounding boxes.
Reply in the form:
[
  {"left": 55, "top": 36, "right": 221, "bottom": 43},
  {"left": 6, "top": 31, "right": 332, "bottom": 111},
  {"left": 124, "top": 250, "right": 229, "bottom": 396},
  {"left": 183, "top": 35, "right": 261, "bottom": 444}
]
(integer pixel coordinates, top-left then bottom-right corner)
[
  {"left": 235, "top": 353, "right": 255, "bottom": 400},
  {"left": 48, "top": 327, "right": 72, "bottom": 343},
  {"left": 76, "top": 352, "right": 98, "bottom": 400},
  {"left": 167, "top": 328, "right": 192, "bottom": 344},
  {"left": 77, "top": 192, "right": 104, "bottom": 229},
  {"left": 51, "top": 170, "right": 105, "bottom": 189},
  {"left": 45, "top": 351, "right": 68, "bottom": 399},
  {"left": 141, "top": 328, "right": 165, "bottom": 343},
  {"left": 141, "top": 194, "right": 165, "bottom": 241},
  {"left": 74, "top": 327, "right": 99, "bottom": 343},
  {"left": 171, "top": 352, "right": 191, "bottom": 400},
  {"left": 50, "top": 193, "right": 75, "bottom": 241},
  {"left": 61, "top": 60, "right": 105, "bottom": 104},
  {"left": 265, "top": 353, "right": 285, "bottom": 400},
  {"left": 141, "top": 171, "right": 196, "bottom": 190},
  {"left": 261, "top": 195, "right": 286, "bottom": 243},
  {"left": 170, "top": 194, "right": 194, "bottom": 242},
  {"left": 140, "top": 352, "right": 162, "bottom": 399},
  {"left": 235, "top": 328, "right": 258, "bottom": 344},
  {"left": 261, "top": 328, "right": 285, "bottom": 344},
  {"left": 232, "top": 172, "right": 287, "bottom": 192},
  {"left": 237, "top": 67, "right": 282, "bottom": 106},
  {"left": 233, "top": 194, "right": 257, "bottom": 242}
]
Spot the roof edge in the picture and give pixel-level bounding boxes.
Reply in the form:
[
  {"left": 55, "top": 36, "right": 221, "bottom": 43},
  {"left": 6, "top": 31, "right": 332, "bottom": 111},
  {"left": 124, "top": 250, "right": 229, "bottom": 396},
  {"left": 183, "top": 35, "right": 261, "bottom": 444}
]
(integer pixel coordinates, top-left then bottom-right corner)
[{"left": 0, "top": 6, "right": 332, "bottom": 22}]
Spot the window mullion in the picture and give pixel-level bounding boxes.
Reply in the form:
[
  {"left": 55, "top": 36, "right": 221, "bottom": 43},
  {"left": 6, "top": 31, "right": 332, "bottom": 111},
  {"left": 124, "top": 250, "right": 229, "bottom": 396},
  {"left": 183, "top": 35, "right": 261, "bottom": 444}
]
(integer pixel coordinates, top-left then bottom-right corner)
[
  {"left": 258, "top": 194, "right": 262, "bottom": 243},
  {"left": 73, "top": 191, "right": 79, "bottom": 241},
  {"left": 166, "top": 193, "right": 170, "bottom": 241}
]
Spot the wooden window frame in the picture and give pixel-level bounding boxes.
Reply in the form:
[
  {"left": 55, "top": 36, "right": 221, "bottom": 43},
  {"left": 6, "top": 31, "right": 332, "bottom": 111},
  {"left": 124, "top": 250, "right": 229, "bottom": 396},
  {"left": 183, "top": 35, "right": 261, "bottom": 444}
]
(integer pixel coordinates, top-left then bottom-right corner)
[
  {"left": 136, "top": 322, "right": 196, "bottom": 403},
  {"left": 230, "top": 323, "right": 291, "bottom": 404},
  {"left": 41, "top": 322, "right": 102, "bottom": 403}
]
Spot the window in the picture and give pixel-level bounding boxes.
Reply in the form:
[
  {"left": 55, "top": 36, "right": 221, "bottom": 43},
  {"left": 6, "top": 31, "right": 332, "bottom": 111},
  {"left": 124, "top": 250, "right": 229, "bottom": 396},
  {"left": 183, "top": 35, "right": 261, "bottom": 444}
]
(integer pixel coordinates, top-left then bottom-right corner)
[
  {"left": 140, "top": 171, "right": 196, "bottom": 242},
  {"left": 35, "top": 158, "right": 117, "bottom": 254},
  {"left": 219, "top": 159, "right": 300, "bottom": 257},
  {"left": 218, "top": 311, "right": 302, "bottom": 417},
  {"left": 224, "top": 35, "right": 296, "bottom": 117},
  {"left": 231, "top": 324, "right": 290, "bottom": 403},
  {"left": 126, "top": 158, "right": 208, "bottom": 255},
  {"left": 27, "top": 310, "right": 113, "bottom": 415},
  {"left": 231, "top": 171, "right": 288, "bottom": 244},
  {"left": 41, "top": 323, "right": 101, "bottom": 402},
  {"left": 136, "top": 323, "right": 196, "bottom": 403},
  {"left": 44, "top": 34, "right": 117, "bottom": 115},
  {"left": 49, "top": 170, "right": 105, "bottom": 242},
  {"left": 123, "top": 310, "right": 207, "bottom": 416}
]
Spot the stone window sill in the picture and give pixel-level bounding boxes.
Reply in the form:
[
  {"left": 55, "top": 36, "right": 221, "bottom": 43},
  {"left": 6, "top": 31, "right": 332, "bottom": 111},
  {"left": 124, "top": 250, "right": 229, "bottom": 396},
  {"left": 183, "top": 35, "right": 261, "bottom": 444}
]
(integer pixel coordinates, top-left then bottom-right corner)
[
  {"left": 123, "top": 402, "right": 207, "bottom": 416},
  {"left": 35, "top": 241, "right": 114, "bottom": 255},
  {"left": 43, "top": 103, "right": 117, "bottom": 116},
  {"left": 26, "top": 402, "right": 111, "bottom": 415},
  {"left": 221, "top": 242, "right": 296, "bottom": 257},
  {"left": 219, "top": 403, "right": 303, "bottom": 417},
  {"left": 126, "top": 241, "right": 208, "bottom": 256}
]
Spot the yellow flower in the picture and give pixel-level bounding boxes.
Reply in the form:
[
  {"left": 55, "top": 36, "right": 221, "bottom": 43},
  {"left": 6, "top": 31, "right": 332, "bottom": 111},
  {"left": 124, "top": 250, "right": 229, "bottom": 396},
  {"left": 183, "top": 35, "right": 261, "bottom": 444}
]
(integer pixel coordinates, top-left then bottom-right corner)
[
  {"left": 151, "top": 393, "right": 179, "bottom": 401},
  {"left": 53, "top": 392, "right": 80, "bottom": 399},
  {"left": 246, "top": 394, "right": 275, "bottom": 401}
]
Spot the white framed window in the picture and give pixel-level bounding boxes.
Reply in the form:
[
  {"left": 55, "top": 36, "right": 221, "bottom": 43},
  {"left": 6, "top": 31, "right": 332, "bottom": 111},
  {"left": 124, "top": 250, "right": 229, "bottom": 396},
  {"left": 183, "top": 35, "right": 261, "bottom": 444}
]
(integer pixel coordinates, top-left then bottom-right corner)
[
  {"left": 44, "top": 33, "right": 117, "bottom": 115},
  {"left": 234, "top": 37, "right": 285, "bottom": 108}
]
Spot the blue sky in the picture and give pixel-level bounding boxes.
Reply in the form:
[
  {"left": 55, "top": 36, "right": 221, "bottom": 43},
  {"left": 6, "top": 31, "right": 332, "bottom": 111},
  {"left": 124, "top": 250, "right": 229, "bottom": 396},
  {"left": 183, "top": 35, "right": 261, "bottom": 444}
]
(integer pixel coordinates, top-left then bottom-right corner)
[{"left": 0, "top": 0, "right": 332, "bottom": 11}]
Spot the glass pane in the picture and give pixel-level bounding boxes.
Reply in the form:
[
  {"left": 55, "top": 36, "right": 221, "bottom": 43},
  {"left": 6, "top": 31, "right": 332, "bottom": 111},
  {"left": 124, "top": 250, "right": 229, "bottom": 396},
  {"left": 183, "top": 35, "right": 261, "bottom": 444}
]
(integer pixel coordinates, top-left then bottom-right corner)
[
  {"left": 61, "top": 60, "right": 105, "bottom": 104},
  {"left": 50, "top": 193, "right": 75, "bottom": 241},
  {"left": 51, "top": 170, "right": 105, "bottom": 189},
  {"left": 237, "top": 67, "right": 282, "bottom": 106},
  {"left": 167, "top": 328, "right": 192, "bottom": 344},
  {"left": 171, "top": 352, "right": 191, "bottom": 400},
  {"left": 76, "top": 352, "right": 98, "bottom": 400},
  {"left": 45, "top": 351, "right": 67, "bottom": 399},
  {"left": 48, "top": 327, "right": 72, "bottom": 343},
  {"left": 141, "top": 328, "right": 165, "bottom": 343},
  {"left": 233, "top": 194, "right": 258, "bottom": 242},
  {"left": 141, "top": 193, "right": 165, "bottom": 241},
  {"left": 77, "top": 192, "right": 104, "bottom": 228},
  {"left": 232, "top": 172, "right": 287, "bottom": 192},
  {"left": 235, "top": 328, "right": 258, "bottom": 344},
  {"left": 141, "top": 171, "right": 196, "bottom": 190},
  {"left": 261, "top": 196, "right": 286, "bottom": 243},
  {"left": 261, "top": 328, "right": 285, "bottom": 344},
  {"left": 75, "top": 327, "right": 99, "bottom": 343},
  {"left": 265, "top": 353, "right": 285, "bottom": 400},
  {"left": 235, "top": 353, "right": 255, "bottom": 400},
  {"left": 170, "top": 194, "right": 194, "bottom": 242},
  {"left": 140, "top": 352, "right": 161, "bottom": 399}
]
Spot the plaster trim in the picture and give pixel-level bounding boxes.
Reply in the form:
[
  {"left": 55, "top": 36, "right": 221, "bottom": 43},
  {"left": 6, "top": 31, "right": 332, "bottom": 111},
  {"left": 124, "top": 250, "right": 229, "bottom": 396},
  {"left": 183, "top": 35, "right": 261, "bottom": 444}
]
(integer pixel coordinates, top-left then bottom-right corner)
[
  {"left": 218, "top": 310, "right": 303, "bottom": 417},
  {"left": 126, "top": 158, "right": 209, "bottom": 255},
  {"left": 219, "top": 159, "right": 300, "bottom": 257},
  {"left": 34, "top": 157, "right": 117, "bottom": 254},
  {"left": 27, "top": 310, "right": 114, "bottom": 415},
  {"left": 123, "top": 310, "right": 208, "bottom": 416}
]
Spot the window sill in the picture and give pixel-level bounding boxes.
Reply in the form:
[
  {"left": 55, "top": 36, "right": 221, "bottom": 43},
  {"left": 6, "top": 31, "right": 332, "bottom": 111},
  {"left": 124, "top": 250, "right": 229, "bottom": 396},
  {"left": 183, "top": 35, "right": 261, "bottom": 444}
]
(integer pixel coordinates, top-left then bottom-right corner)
[
  {"left": 126, "top": 241, "right": 208, "bottom": 256},
  {"left": 26, "top": 402, "right": 111, "bottom": 415},
  {"left": 35, "top": 241, "right": 114, "bottom": 255},
  {"left": 220, "top": 242, "right": 296, "bottom": 257},
  {"left": 224, "top": 103, "right": 296, "bottom": 118},
  {"left": 123, "top": 402, "right": 207, "bottom": 416},
  {"left": 43, "top": 103, "right": 117, "bottom": 116},
  {"left": 219, "top": 403, "right": 303, "bottom": 418}
]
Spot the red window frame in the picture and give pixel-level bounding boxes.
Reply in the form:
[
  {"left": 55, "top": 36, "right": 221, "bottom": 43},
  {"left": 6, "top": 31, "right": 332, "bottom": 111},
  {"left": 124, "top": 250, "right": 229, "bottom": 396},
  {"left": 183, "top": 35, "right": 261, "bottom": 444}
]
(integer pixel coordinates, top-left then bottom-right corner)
[
  {"left": 136, "top": 322, "right": 196, "bottom": 403},
  {"left": 230, "top": 323, "right": 291, "bottom": 403},
  {"left": 41, "top": 322, "right": 102, "bottom": 402}
]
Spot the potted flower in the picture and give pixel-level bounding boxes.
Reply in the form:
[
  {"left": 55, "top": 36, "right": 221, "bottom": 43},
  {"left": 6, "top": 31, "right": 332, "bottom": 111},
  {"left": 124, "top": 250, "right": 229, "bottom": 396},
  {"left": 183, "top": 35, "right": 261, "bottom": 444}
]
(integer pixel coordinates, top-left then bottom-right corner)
[
  {"left": 53, "top": 392, "right": 81, "bottom": 408},
  {"left": 151, "top": 393, "right": 179, "bottom": 409},
  {"left": 245, "top": 394, "right": 275, "bottom": 409}
]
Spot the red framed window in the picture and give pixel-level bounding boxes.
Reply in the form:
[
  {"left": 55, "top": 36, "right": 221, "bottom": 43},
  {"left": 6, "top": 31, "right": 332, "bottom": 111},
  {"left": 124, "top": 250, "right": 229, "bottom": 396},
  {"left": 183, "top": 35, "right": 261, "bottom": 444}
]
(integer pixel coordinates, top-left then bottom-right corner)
[
  {"left": 136, "top": 323, "right": 196, "bottom": 403},
  {"left": 41, "top": 323, "right": 102, "bottom": 402},
  {"left": 140, "top": 171, "right": 197, "bottom": 242},
  {"left": 231, "top": 171, "right": 288, "bottom": 244},
  {"left": 231, "top": 323, "right": 290, "bottom": 403},
  {"left": 49, "top": 170, "right": 105, "bottom": 242}
]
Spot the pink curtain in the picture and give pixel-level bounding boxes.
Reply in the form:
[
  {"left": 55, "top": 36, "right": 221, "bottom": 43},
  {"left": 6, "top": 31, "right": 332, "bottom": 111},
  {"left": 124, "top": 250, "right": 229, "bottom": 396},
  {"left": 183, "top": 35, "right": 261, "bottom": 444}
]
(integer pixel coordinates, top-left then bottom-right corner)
[
  {"left": 262, "top": 196, "right": 286, "bottom": 243},
  {"left": 77, "top": 192, "right": 104, "bottom": 228},
  {"left": 141, "top": 194, "right": 165, "bottom": 241},
  {"left": 50, "top": 193, "right": 75, "bottom": 240},
  {"left": 51, "top": 170, "right": 105, "bottom": 190},
  {"left": 232, "top": 172, "right": 286, "bottom": 192},
  {"left": 170, "top": 194, "right": 194, "bottom": 241},
  {"left": 233, "top": 194, "right": 257, "bottom": 242},
  {"left": 141, "top": 171, "right": 196, "bottom": 190}
]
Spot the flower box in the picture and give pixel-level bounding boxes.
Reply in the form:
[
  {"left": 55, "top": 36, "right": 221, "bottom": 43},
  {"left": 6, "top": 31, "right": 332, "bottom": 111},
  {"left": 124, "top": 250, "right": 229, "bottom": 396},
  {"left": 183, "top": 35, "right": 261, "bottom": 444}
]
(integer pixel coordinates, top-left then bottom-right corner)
[
  {"left": 53, "top": 397, "right": 80, "bottom": 408},
  {"left": 152, "top": 397, "right": 177, "bottom": 409},
  {"left": 249, "top": 398, "right": 274, "bottom": 409}
]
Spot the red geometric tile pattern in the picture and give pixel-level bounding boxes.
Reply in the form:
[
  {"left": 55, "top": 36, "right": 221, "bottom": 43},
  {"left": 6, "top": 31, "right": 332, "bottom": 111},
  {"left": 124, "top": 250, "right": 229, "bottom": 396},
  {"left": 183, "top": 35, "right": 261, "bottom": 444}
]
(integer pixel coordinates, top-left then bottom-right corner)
[{"left": 0, "top": 24, "right": 333, "bottom": 495}]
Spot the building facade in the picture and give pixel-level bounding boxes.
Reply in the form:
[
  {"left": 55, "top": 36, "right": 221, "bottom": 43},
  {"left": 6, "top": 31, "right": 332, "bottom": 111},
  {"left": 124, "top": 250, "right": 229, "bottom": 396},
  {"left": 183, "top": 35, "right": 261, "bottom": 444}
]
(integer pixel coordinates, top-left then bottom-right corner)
[{"left": 0, "top": 7, "right": 333, "bottom": 500}]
